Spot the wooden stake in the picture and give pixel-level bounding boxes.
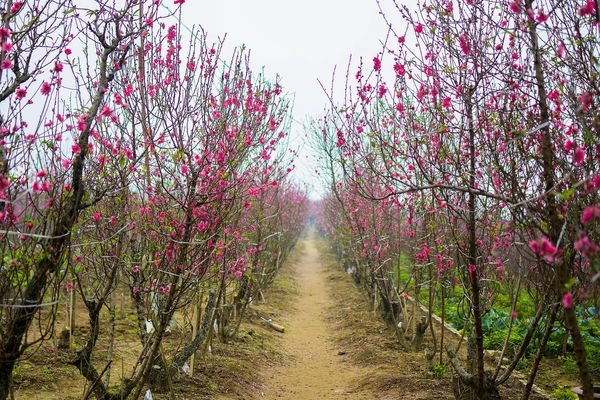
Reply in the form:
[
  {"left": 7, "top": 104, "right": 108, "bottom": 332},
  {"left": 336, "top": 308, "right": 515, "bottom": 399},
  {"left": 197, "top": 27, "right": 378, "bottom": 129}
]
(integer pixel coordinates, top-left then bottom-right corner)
[
  {"left": 68, "top": 287, "right": 75, "bottom": 347},
  {"left": 189, "top": 296, "right": 202, "bottom": 376}
]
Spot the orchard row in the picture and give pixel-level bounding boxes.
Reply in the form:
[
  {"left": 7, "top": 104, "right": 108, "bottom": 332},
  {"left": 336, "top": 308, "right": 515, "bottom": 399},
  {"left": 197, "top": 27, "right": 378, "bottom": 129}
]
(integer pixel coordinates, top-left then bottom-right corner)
[
  {"left": 314, "top": 1, "right": 598, "bottom": 399},
  {"left": 0, "top": 2, "right": 307, "bottom": 399}
]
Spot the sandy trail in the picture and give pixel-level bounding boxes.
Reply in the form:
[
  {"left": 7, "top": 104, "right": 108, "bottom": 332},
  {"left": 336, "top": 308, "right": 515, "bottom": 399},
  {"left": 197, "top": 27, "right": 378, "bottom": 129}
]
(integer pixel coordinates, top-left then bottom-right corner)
[{"left": 262, "top": 230, "right": 370, "bottom": 399}]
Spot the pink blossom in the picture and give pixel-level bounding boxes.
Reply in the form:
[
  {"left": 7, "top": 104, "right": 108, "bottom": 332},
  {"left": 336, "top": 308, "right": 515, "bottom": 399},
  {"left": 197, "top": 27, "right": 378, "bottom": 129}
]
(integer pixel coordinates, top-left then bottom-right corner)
[
  {"left": 53, "top": 61, "right": 63, "bottom": 73},
  {"left": 40, "top": 81, "right": 51, "bottom": 95},
  {"left": 575, "top": 235, "right": 599, "bottom": 257},
  {"left": 93, "top": 211, "right": 101, "bottom": 222},
  {"left": 509, "top": 1, "right": 522, "bottom": 13},
  {"left": 66, "top": 282, "right": 74, "bottom": 291},
  {"left": 468, "top": 264, "right": 476, "bottom": 280},
  {"left": 536, "top": 10, "right": 549, "bottom": 23},
  {"left": 71, "top": 144, "right": 81, "bottom": 154},
  {"left": 10, "top": 2, "right": 22, "bottom": 13},
  {"left": 547, "top": 90, "right": 560, "bottom": 101},
  {"left": 77, "top": 114, "right": 88, "bottom": 131},
  {"left": 133, "top": 265, "right": 140, "bottom": 273},
  {"left": 581, "top": 205, "right": 600, "bottom": 224},
  {"left": 459, "top": 34, "right": 470, "bottom": 55},
  {"left": 15, "top": 87, "right": 26, "bottom": 99},
  {"left": 36, "top": 170, "right": 47, "bottom": 178},
  {"left": 65, "top": 48, "right": 72, "bottom": 55},
  {"left": 373, "top": 56, "right": 381, "bottom": 71},
  {"left": 557, "top": 43, "right": 565, "bottom": 59},
  {"left": 1, "top": 41, "right": 12, "bottom": 52},
  {"left": 564, "top": 139, "right": 574, "bottom": 152},
  {"left": 529, "top": 237, "right": 557, "bottom": 261},
  {"left": 394, "top": 62, "right": 405, "bottom": 76},
  {"left": 573, "top": 147, "right": 585, "bottom": 166},
  {"left": 577, "top": 92, "right": 592, "bottom": 110},
  {"left": 510, "top": 310, "right": 517, "bottom": 319},
  {"left": 562, "top": 292, "right": 573, "bottom": 309},
  {"left": 442, "top": 96, "right": 451, "bottom": 108},
  {"left": 415, "top": 24, "right": 423, "bottom": 34},
  {"left": 100, "top": 105, "right": 112, "bottom": 117},
  {"left": 0, "top": 27, "right": 11, "bottom": 41},
  {"left": 578, "top": 0, "right": 596, "bottom": 16},
  {"left": 159, "top": 285, "right": 171, "bottom": 293},
  {"left": 1, "top": 59, "right": 12, "bottom": 69}
]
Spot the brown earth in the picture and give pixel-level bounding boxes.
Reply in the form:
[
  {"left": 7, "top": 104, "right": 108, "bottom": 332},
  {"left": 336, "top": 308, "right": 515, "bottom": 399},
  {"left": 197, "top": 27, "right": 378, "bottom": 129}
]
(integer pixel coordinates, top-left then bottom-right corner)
[
  {"left": 259, "top": 229, "right": 378, "bottom": 399},
  {"left": 11, "top": 229, "right": 556, "bottom": 399},
  {"left": 256, "top": 229, "right": 457, "bottom": 399}
]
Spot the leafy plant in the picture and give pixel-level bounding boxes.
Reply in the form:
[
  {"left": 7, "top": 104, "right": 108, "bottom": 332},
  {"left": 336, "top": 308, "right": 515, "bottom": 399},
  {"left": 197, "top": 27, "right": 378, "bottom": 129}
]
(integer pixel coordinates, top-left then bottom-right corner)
[
  {"left": 429, "top": 363, "right": 447, "bottom": 379},
  {"left": 551, "top": 386, "right": 578, "bottom": 400}
]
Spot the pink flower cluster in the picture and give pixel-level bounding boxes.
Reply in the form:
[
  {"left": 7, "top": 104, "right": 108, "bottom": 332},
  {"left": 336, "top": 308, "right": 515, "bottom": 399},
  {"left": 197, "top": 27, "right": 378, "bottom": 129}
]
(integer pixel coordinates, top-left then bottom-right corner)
[{"left": 529, "top": 237, "right": 557, "bottom": 263}]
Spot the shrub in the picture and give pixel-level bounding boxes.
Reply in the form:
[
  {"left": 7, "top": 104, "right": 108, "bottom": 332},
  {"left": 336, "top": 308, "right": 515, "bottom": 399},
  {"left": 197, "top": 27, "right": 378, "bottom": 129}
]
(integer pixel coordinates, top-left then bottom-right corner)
[
  {"left": 551, "top": 386, "right": 577, "bottom": 400},
  {"left": 429, "top": 364, "right": 448, "bottom": 379}
]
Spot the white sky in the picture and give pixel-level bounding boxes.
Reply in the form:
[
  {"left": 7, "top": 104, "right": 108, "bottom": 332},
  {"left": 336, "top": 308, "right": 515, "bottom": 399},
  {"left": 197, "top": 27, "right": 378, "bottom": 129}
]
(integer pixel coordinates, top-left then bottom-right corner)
[{"left": 182, "top": 0, "right": 417, "bottom": 199}]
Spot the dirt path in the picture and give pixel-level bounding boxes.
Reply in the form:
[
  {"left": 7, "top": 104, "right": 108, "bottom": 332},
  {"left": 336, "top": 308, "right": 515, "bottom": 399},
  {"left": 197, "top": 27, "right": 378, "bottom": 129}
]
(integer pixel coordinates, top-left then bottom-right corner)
[{"left": 261, "top": 230, "right": 372, "bottom": 399}]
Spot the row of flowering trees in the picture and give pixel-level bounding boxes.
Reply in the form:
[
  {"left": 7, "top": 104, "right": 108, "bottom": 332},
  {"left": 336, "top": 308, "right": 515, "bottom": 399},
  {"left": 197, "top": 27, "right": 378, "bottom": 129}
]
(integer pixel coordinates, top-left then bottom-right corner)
[
  {"left": 315, "top": 0, "right": 598, "bottom": 399},
  {"left": 0, "top": 1, "right": 307, "bottom": 398}
]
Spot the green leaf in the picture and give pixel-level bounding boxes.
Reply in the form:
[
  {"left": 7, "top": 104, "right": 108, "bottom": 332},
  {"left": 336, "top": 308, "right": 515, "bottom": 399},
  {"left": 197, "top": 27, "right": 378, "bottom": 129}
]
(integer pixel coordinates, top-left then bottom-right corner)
[{"left": 559, "top": 188, "right": 575, "bottom": 201}]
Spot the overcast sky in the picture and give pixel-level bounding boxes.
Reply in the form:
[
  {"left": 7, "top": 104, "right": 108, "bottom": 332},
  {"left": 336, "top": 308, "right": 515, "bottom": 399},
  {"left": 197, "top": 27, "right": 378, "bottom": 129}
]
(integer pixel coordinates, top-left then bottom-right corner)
[{"left": 181, "top": 1, "right": 417, "bottom": 199}]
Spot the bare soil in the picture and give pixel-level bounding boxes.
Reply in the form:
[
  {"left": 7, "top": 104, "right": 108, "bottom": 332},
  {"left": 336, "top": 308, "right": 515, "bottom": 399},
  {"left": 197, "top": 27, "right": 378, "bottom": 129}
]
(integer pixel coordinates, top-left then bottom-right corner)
[
  {"left": 259, "top": 230, "right": 378, "bottom": 399},
  {"left": 11, "top": 229, "right": 558, "bottom": 399}
]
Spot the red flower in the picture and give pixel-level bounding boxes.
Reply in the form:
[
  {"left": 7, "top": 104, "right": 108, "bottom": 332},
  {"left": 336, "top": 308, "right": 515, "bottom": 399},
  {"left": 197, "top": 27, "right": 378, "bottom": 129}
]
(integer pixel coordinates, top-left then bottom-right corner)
[
  {"left": 40, "top": 81, "right": 51, "bottom": 95},
  {"left": 577, "top": 92, "right": 592, "bottom": 110},
  {"left": 557, "top": 43, "right": 565, "bottom": 59},
  {"left": 573, "top": 147, "right": 585, "bottom": 166},
  {"left": 564, "top": 139, "right": 574, "bottom": 152},
  {"left": 373, "top": 56, "right": 381, "bottom": 71},
  {"left": 536, "top": 10, "right": 549, "bottom": 23},
  {"left": 15, "top": 87, "right": 26, "bottom": 99},
  {"left": 10, "top": 2, "right": 22, "bottom": 13},
  {"left": 509, "top": 1, "right": 522, "bottom": 13},
  {"left": 0, "top": 27, "right": 11, "bottom": 42},
  {"left": 1, "top": 59, "right": 12, "bottom": 69},
  {"left": 562, "top": 292, "right": 573, "bottom": 309},
  {"left": 394, "top": 62, "right": 405, "bottom": 76},
  {"left": 468, "top": 264, "right": 476, "bottom": 280},
  {"left": 415, "top": 24, "right": 423, "bottom": 34},
  {"left": 581, "top": 205, "right": 600, "bottom": 225},
  {"left": 442, "top": 96, "right": 451, "bottom": 109},
  {"left": 529, "top": 237, "right": 557, "bottom": 263},
  {"left": 578, "top": 0, "right": 596, "bottom": 16}
]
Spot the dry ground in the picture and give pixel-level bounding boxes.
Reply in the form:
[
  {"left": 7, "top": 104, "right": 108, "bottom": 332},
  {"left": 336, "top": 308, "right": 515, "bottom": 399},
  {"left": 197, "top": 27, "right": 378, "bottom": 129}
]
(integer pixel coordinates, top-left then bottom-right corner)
[{"left": 12, "top": 229, "right": 555, "bottom": 399}]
